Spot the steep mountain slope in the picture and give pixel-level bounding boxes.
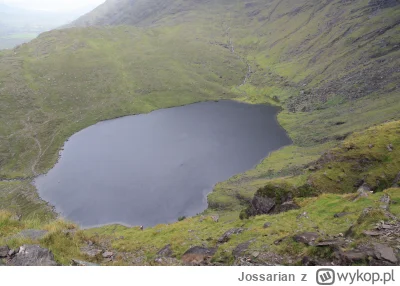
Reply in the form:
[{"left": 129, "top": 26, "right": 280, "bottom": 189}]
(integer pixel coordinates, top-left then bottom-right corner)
[{"left": 0, "top": 0, "right": 399, "bottom": 265}]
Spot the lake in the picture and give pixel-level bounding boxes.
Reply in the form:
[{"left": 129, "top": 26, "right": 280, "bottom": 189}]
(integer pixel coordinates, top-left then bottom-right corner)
[{"left": 34, "top": 100, "right": 292, "bottom": 228}]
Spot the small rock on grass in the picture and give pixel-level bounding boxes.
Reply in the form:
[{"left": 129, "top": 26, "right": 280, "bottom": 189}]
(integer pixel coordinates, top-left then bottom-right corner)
[
  {"left": 263, "top": 222, "right": 271, "bottom": 228},
  {"left": 293, "top": 232, "right": 319, "bottom": 246},
  {"left": 82, "top": 248, "right": 102, "bottom": 258},
  {"left": 334, "top": 212, "right": 351, "bottom": 218},
  {"left": 102, "top": 251, "right": 113, "bottom": 258},
  {"left": 218, "top": 228, "right": 244, "bottom": 243}
]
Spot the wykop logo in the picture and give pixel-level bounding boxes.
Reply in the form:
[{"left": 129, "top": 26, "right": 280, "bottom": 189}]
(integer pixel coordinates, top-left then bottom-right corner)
[{"left": 316, "top": 269, "right": 336, "bottom": 285}]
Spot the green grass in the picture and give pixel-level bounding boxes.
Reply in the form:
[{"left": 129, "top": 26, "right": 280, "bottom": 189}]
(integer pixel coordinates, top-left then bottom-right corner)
[
  {"left": 0, "top": 122, "right": 399, "bottom": 265},
  {"left": 0, "top": 0, "right": 399, "bottom": 265}
]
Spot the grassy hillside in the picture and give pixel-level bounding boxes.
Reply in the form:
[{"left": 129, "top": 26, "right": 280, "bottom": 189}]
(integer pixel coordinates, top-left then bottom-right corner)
[
  {"left": 0, "top": 0, "right": 399, "bottom": 265},
  {"left": 1, "top": 121, "right": 399, "bottom": 265}
]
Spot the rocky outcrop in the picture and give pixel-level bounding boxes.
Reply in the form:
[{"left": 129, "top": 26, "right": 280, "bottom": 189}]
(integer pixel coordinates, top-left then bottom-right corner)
[
  {"left": 374, "top": 244, "right": 398, "bottom": 264},
  {"left": 181, "top": 246, "right": 217, "bottom": 265},
  {"left": 353, "top": 183, "right": 373, "bottom": 201},
  {"left": 335, "top": 244, "right": 399, "bottom": 265},
  {"left": 8, "top": 245, "right": 57, "bottom": 266},
  {"left": 244, "top": 184, "right": 305, "bottom": 218},
  {"left": 293, "top": 232, "right": 319, "bottom": 246},
  {"left": 218, "top": 228, "right": 244, "bottom": 243}
]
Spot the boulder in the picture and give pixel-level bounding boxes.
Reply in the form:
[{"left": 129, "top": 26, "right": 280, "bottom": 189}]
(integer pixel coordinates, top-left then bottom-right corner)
[
  {"left": 336, "top": 250, "right": 369, "bottom": 265},
  {"left": 102, "top": 252, "right": 113, "bottom": 259},
  {"left": 82, "top": 248, "right": 102, "bottom": 258},
  {"left": 0, "top": 246, "right": 10, "bottom": 258},
  {"left": 8, "top": 245, "right": 57, "bottom": 266},
  {"left": 354, "top": 183, "right": 372, "bottom": 201},
  {"left": 181, "top": 246, "right": 217, "bottom": 265},
  {"left": 274, "top": 236, "right": 288, "bottom": 245},
  {"left": 246, "top": 185, "right": 304, "bottom": 217},
  {"left": 218, "top": 228, "right": 244, "bottom": 243},
  {"left": 374, "top": 244, "right": 398, "bottom": 264},
  {"left": 293, "top": 232, "right": 319, "bottom": 246},
  {"left": 249, "top": 195, "right": 276, "bottom": 215},
  {"left": 263, "top": 222, "right": 272, "bottom": 229},
  {"left": 81, "top": 244, "right": 103, "bottom": 258}
]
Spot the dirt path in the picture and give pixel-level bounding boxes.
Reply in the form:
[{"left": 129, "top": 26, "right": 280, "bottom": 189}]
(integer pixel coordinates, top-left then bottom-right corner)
[{"left": 20, "top": 113, "right": 43, "bottom": 176}]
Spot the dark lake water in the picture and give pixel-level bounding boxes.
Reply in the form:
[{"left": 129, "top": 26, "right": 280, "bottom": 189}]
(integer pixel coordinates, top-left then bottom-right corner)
[{"left": 34, "top": 101, "right": 291, "bottom": 228}]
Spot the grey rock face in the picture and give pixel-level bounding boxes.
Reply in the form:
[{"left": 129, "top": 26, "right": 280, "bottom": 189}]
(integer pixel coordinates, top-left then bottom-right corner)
[
  {"left": 218, "top": 228, "right": 244, "bottom": 243},
  {"left": 250, "top": 195, "right": 276, "bottom": 215},
  {"left": 0, "top": 246, "right": 10, "bottom": 258},
  {"left": 374, "top": 244, "right": 398, "bottom": 263},
  {"left": 293, "top": 232, "right": 319, "bottom": 246},
  {"left": 82, "top": 248, "right": 102, "bottom": 258},
  {"left": 354, "top": 183, "right": 372, "bottom": 201},
  {"left": 102, "top": 251, "right": 114, "bottom": 258},
  {"left": 8, "top": 245, "right": 57, "bottom": 266}
]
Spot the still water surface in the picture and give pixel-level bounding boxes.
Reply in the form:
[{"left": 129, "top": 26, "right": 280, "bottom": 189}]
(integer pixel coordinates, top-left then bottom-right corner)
[{"left": 35, "top": 101, "right": 291, "bottom": 227}]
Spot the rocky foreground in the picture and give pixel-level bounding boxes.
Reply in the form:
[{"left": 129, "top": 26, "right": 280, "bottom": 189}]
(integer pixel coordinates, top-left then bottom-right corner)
[{"left": 1, "top": 192, "right": 399, "bottom": 267}]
